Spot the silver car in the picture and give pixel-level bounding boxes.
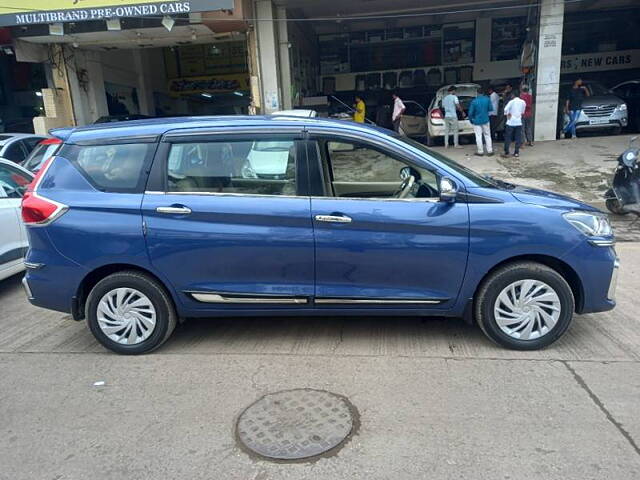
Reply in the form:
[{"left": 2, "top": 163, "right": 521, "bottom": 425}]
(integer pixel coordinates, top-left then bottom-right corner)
[{"left": 560, "top": 81, "right": 628, "bottom": 135}]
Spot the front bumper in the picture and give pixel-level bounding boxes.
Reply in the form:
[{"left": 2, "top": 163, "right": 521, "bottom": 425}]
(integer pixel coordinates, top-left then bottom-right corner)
[{"left": 575, "top": 110, "right": 628, "bottom": 130}]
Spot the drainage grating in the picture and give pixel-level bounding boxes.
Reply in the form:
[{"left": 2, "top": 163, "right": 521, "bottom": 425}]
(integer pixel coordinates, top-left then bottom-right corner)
[{"left": 236, "top": 388, "right": 356, "bottom": 461}]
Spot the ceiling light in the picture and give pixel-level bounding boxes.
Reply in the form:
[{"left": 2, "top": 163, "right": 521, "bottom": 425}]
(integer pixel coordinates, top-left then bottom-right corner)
[
  {"left": 49, "top": 23, "right": 64, "bottom": 36},
  {"left": 162, "top": 16, "right": 175, "bottom": 32},
  {"left": 233, "top": 91, "right": 244, "bottom": 96},
  {"left": 2, "top": 46, "right": 14, "bottom": 55},
  {"left": 201, "top": 92, "right": 213, "bottom": 98},
  {"left": 35, "top": 91, "right": 43, "bottom": 97},
  {"left": 106, "top": 18, "right": 121, "bottom": 31}
]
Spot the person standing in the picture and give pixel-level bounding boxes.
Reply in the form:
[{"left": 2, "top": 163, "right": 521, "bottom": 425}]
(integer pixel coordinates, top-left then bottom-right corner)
[
  {"left": 520, "top": 85, "right": 534, "bottom": 146},
  {"left": 353, "top": 95, "right": 366, "bottom": 123},
  {"left": 391, "top": 91, "right": 406, "bottom": 134},
  {"left": 488, "top": 85, "right": 500, "bottom": 140},
  {"left": 442, "top": 86, "right": 465, "bottom": 148},
  {"left": 502, "top": 92, "right": 527, "bottom": 158},
  {"left": 468, "top": 88, "right": 493, "bottom": 156},
  {"left": 564, "top": 78, "right": 589, "bottom": 139}
]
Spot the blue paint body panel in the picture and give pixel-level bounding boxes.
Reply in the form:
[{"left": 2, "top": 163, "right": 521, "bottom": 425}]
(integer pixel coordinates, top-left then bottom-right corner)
[{"left": 23, "top": 116, "right": 617, "bottom": 321}]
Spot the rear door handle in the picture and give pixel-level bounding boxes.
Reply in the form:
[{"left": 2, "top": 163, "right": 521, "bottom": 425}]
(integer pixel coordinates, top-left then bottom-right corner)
[
  {"left": 314, "top": 214, "right": 352, "bottom": 224},
  {"left": 156, "top": 206, "right": 192, "bottom": 215}
]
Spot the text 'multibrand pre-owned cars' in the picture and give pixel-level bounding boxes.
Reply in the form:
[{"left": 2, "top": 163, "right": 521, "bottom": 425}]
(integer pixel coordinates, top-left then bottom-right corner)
[{"left": 21, "top": 116, "right": 618, "bottom": 354}]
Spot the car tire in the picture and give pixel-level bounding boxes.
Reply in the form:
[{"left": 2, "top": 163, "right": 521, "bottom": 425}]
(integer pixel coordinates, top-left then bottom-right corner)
[
  {"left": 474, "top": 262, "right": 574, "bottom": 350},
  {"left": 606, "top": 197, "right": 630, "bottom": 215},
  {"left": 86, "top": 270, "right": 177, "bottom": 355}
]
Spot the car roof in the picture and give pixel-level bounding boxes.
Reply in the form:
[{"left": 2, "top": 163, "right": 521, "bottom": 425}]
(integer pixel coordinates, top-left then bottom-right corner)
[
  {"left": 51, "top": 115, "right": 396, "bottom": 145},
  {"left": 0, "top": 157, "right": 34, "bottom": 177},
  {"left": 0, "top": 133, "right": 44, "bottom": 146}
]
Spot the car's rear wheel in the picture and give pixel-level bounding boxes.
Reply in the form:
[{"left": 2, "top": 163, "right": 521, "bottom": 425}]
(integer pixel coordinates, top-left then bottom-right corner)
[
  {"left": 86, "top": 271, "right": 177, "bottom": 355},
  {"left": 475, "top": 262, "right": 574, "bottom": 350}
]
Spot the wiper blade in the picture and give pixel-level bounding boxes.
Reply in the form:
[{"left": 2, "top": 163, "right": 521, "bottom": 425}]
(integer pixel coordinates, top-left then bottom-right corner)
[{"left": 483, "top": 174, "right": 516, "bottom": 190}]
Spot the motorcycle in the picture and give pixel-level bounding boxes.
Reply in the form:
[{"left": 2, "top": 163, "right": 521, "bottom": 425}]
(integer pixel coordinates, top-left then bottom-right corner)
[{"left": 605, "top": 136, "right": 640, "bottom": 217}]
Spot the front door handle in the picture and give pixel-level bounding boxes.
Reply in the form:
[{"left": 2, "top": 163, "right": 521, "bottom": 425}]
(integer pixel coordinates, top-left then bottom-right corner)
[
  {"left": 156, "top": 206, "right": 192, "bottom": 215},
  {"left": 314, "top": 214, "right": 352, "bottom": 224}
]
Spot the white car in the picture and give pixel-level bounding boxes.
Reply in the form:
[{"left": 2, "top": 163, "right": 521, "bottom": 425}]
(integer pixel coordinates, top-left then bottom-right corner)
[
  {"left": 0, "top": 158, "right": 33, "bottom": 281},
  {"left": 243, "top": 140, "right": 295, "bottom": 179},
  {"left": 425, "top": 83, "right": 481, "bottom": 146},
  {"left": 0, "top": 133, "right": 47, "bottom": 164}
]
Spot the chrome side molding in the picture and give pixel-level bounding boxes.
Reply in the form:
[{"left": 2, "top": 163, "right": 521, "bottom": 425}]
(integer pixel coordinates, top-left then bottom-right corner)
[
  {"left": 314, "top": 298, "right": 445, "bottom": 305},
  {"left": 188, "top": 291, "right": 309, "bottom": 304}
]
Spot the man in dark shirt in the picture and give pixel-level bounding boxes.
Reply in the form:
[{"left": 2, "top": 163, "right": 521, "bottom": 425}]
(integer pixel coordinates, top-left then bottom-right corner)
[{"left": 564, "top": 79, "right": 590, "bottom": 139}]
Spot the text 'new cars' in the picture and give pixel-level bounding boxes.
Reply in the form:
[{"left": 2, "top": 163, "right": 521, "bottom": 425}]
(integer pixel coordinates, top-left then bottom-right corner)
[{"left": 21, "top": 116, "right": 618, "bottom": 354}]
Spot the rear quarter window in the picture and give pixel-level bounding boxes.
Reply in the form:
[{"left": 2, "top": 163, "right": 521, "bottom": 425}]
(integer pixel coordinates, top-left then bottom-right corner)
[{"left": 60, "top": 143, "right": 155, "bottom": 193}]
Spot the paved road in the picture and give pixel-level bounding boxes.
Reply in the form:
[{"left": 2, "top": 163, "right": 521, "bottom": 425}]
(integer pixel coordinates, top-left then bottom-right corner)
[{"left": 1, "top": 244, "right": 639, "bottom": 479}]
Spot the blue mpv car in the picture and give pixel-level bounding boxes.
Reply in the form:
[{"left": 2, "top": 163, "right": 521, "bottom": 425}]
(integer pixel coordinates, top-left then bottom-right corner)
[{"left": 21, "top": 116, "right": 618, "bottom": 354}]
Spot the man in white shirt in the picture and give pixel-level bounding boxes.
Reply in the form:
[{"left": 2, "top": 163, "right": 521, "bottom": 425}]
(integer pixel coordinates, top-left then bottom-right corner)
[
  {"left": 501, "top": 92, "right": 527, "bottom": 158},
  {"left": 391, "top": 91, "right": 406, "bottom": 134},
  {"left": 488, "top": 85, "right": 500, "bottom": 140}
]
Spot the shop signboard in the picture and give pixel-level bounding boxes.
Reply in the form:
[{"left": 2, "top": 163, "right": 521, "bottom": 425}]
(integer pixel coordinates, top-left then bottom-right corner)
[
  {"left": 168, "top": 73, "right": 249, "bottom": 95},
  {"left": 0, "top": 0, "right": 234, "bottom": 27},
  {"left": 561, "top": 49, "right": 640, "bottom": 74}
]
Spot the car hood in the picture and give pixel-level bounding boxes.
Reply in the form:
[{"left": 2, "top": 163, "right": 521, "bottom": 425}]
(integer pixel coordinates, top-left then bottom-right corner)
[
  {"left": 581, "top": 94, "right": 625, "bottom": 107},
  {"left": 509, "top": 185, "right": 600, "bottom": 212}
]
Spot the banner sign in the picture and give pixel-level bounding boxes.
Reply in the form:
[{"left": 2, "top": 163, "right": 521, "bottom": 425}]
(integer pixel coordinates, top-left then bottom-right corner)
[
  {"left": 0, "top": 0, "right": 234, "bottom": 27},
  {"left": 561, "top": 49, "right": 640, "bottom": 74},
  {"left": 168, "top": 73, "right": 250, "bottom": 95}
]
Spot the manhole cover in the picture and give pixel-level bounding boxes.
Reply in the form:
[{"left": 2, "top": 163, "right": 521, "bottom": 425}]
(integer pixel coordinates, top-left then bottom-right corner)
[{"left": 236, "top": 388, "right": 356, "bottom": 461}]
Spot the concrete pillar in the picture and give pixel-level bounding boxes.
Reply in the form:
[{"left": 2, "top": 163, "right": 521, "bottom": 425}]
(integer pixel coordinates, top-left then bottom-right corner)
[
  {"left": 534, "top": 0, "right": 565, "bottom": 142},
  {"left": 475, "top": 17, "right": 491, "bottom": 64},
  {"left": 277, "top": 7, "right": 292, "bottom": 110},
  {"left": 67, "top": 49, "right": 109, "bottom": 126},
  {"left": 133, "top": 50, "right": 155, "bottom": 115},
  {"left": 255, "top": 0, "right": 281, "bottom": 113}
]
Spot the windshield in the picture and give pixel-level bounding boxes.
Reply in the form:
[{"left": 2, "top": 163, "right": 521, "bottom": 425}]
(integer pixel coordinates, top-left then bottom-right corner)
[
  {"left": 396, "top": 136, "right": 497, "bottom": 188},
  {"left": 587, "top": 82, "right": 611, "bottom": 96}
]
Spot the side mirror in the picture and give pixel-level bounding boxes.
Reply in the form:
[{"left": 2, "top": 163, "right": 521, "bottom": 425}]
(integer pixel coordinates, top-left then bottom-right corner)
[{"left": 440, "top": 177, "right": 458, "bottom": 203}]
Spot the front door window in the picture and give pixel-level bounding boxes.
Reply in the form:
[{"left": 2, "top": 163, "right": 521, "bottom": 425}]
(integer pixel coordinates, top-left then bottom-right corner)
[{"left": 323, "top": 140, "right": 439, "bottom": 199}]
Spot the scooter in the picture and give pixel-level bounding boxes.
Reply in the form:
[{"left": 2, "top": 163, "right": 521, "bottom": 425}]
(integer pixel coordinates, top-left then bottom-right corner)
[{"left": 605, "top": 136, "right": 640, "bottom": 216}]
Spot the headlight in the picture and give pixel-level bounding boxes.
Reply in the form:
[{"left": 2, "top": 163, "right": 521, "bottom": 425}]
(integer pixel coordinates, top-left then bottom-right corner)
[
  {"left": 616, "top": 104, "right": 627, "bottom": 112},
  {"left": 563, "top": 211, "right": 613, "bottom": 237}
]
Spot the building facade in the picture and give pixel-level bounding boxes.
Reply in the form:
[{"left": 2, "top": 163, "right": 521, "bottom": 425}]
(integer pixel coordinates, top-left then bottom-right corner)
[{"left": 0, "top": 0, "right": 638, "bottom": 141}]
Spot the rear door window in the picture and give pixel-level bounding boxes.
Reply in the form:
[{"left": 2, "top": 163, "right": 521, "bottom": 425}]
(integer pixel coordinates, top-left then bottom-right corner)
[
  {"left": 23, "top": 142, "right": 61, "bottom": 172},
  {"left": 62, "top": 143, "right": 155, "bottom": 192},
  {"left": 166, "top": 139, "right": 299, "bottom": 196}
]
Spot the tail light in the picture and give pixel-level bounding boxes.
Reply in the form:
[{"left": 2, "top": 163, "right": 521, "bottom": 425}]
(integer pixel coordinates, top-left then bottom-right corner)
[
  {"left": 430, "top": 109, "right": 443, "bottom": 119},
  {"left": 21, "top": 157, "right": 68, "bottom": 226}
]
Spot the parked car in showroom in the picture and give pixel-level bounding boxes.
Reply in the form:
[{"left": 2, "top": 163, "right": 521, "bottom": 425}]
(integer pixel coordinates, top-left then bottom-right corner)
[
  {"left": 0, "top": 133, "right": 47, "bottom": 164},
  {"left": 21, "top": 137, "right": 62, "bottom": 173},
  {"left": 398, "top": 100, "right": 428, "bottom": 140},
  {"left": 22, "top": 116, "right": 617, "bottom": 354},
  {"left": 425, "top": 83, "right": 480, "bottom": 146},
  {"left": 558, "top": 81, "right": 628, "bottom": 137},
  {"left": 0, "top": 159, "right": 33, "bottom": 281},
  {"left": 611, "top": 79, "right": 640, "bottom": 132}
]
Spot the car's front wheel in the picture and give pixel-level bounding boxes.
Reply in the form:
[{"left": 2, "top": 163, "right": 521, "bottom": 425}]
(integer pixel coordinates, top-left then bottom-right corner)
[
  {"left": 475, "top": 262, "right": 575, "bottom": 350},
  {"left": 86, "top": 271, "right": 177, "bottom": 354}
]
